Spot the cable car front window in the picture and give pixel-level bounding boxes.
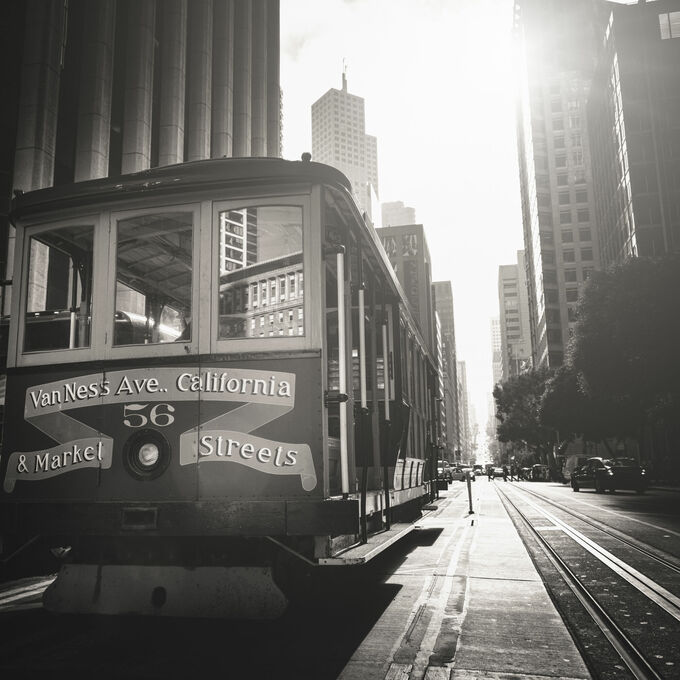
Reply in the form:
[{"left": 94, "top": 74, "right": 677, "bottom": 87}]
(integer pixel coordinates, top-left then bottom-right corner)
[
  {"left": 114, "top": 212, "right": 193, "bottom": 346},
  {"left": 24, "top": 224, "right": 94, "bottom": 352},
  {"left": 217, "top": 205, "right": 303, "bottom": 339}
]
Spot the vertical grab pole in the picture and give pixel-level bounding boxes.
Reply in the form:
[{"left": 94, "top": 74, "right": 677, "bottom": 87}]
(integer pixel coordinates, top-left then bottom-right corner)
[
  {"left": 358, "top": 287, "right": 367, "bottom": 410},
  {"left": 381, "top": 294, "right": 391, "bottom": 530},
  {"left": 358, "top": 257, "right": 369, "bottom": 542},
  {"left": 336, "top": 250, "right": 350, "bottom": 497}
]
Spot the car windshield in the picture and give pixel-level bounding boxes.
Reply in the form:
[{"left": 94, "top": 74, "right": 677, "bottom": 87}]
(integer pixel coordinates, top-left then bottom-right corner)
[{"left": 606, "top": 458, "right": 638, "bottom": 467}]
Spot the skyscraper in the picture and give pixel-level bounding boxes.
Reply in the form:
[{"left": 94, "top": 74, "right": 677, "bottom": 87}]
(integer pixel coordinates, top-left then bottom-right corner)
[
  {"left": 311, "top": 71, "right": 379, "bottom": 218},
  {"left": 381, "top": 201, "right": 416, "bottom": 228},
  {"left": 457, "top": 360, "right": 472, "bottom": 462},
  {"left": 432, "top": 280, "right": 461, "bottom": 460},
  {"left": 588, "top": 0, "right": 680, "bottom": 266},
  {"left": 514, "top": 0, "right": 602, "bottom": 368},
  {"left": 498, "top": 251, "right": 532, "bottom": 381},
  {"left": 491, "top": 317, "right": 502, "bottom": 387},
  {"left": 2, "top": 0, "right": 282, "bottom": 316},
  {"left": 377, "top": 224, "right": 434, "bottom": 352}
]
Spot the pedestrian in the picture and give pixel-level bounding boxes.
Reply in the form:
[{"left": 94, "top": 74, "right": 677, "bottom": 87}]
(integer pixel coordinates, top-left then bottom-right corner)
[
  {"left": 510, "top": 464, "right": 516, "bottom": 481},
  {"left": 488, "top": 466, "right": 493, "bottom": 482},
  {"left": 502, "top": 465, "right": 508, "bottom": 482}
]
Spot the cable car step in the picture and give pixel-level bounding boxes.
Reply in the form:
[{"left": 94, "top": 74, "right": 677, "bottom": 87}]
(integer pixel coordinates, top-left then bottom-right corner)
[{"left": 318, "top": 522, "right": 417, "bottom": 565}]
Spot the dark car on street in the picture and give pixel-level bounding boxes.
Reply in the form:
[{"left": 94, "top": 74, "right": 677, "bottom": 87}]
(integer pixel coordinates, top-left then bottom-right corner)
[
  {"left": 570, "top": 457, "right": 647, "bottom": 494},
  {"left": 437, "top": 459, "right": 453, "bottom": 482}
]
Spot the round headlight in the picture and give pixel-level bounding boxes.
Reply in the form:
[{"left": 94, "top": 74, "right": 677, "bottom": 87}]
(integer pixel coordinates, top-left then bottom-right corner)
[
  {"left": 138, "top": 442, "right": 160, "bottom": 467},
  {"left": 124, "top": 430, "right": 170, "bottom": 480}
]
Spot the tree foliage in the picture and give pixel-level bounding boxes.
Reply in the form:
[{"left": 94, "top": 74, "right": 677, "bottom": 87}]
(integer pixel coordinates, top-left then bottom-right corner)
[
  {"left": 493, "top": 368, "right": 556, "bottom": 460},
  {"left": 570, "top": 255, "right": 680, "bottom": 432},
  {"left": 539, "top": 365, "right": 619, "bottom": 453}
]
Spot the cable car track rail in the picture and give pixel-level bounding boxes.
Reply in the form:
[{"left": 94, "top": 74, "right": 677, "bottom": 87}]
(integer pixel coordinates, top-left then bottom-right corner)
[
  {"left": 512, "top": 484, "right": 680, "bottom": 577},
  {"left": 496, "top": 484, "right": 664, "bottom": 680}
]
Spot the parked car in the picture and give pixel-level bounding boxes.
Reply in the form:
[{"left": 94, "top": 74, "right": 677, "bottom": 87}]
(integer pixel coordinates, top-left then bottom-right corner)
[
  {"left": 570, "top": 457, "right": 646, "bottom": 494},
  {"left": 519, "top": 467, "right": 532, "bottom": 480},
  {"left": 491, "top": 467, "right": 505, "bottom": 478},
  {"left": 531, "top": 464, "right": 549, "bottom": 481},
  {"left": 437, "top": 459, "right": 453, "bottom": 482}
]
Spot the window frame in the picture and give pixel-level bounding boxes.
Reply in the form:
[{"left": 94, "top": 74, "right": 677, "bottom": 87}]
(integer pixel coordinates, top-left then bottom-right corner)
[
  {"left": 12, "top": 212, "right": 108, "bottom": 367},
  {"left": 106, "top": 202, "right": 202, "bottom": 361},
  {"left": 210, "top": 193, "right": 319, "bottom": 354}
]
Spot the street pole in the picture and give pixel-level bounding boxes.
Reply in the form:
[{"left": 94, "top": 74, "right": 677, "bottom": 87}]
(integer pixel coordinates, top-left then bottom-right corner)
[{"left": 466, "top": 470, "right": 474, "bottom": 515}]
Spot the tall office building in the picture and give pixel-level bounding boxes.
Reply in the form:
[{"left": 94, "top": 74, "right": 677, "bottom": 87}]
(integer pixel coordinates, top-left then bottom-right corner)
[
  {"left": 311, "top": 72, "right": 379, "bottom": 219},
  {"left": 514, "top": 0, "right": 602, "bottom": 368},
  {"left": 498, "top": 251, "right": 532, "bottom": 381},
  {"left": 457, "top": 360, "right": 472, "bottom": 463},
  {"left": 432, "top": 280, "right": 461, "bottom": 460},
  {"left": 382, "top": 201, "right": 416, "bottom": 228},
  {"left": 377, "top": 224, "right": 434, "bottom": 353},
  {"left": 491, "top": 317, "right": 503, "bottom": 386},
  {"left": 588, "top": 0, "right": 680, "bottom": 266},
  {"left": 2, "top": 0, "right": 282, "bottom": 316}
]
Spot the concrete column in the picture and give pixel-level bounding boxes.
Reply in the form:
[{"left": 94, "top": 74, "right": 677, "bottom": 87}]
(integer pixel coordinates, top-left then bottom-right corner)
[
  {"left": 211, "top": 0, "right": 234, "bottom": 158},
  {"left": 250, "top": 0, "right": 266, "bottom": 157},
  {"left": 13, "top": 0, "right": 65, "bottom": 191},
  {"left": 158, "top": 0, "right": 187, "bottom": 167},
  {"left": 186, "top": 0, "right": 212, "bottom": 162},
  {"left": 121, "top": 0, "right": 156, "bottom": 175},
  {"left": 232, "top": 0, "right": 252, "bottom": 157},
  {"left": 266, "top": 0, "right": 280, "bottom": 158},
  {"left": 74, "top": 0, "right": 116, "bottom": 182}
]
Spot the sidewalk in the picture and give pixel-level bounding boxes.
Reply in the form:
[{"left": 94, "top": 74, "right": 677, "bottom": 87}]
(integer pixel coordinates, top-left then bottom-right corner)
[{"left": 339, "top": 479, "right": 591, "bottom": 680}]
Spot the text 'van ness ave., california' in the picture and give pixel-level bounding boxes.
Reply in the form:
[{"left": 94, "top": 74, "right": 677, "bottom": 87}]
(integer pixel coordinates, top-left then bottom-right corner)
[{"left": 26, "top": 370, "right": 294, "bottom": 412}]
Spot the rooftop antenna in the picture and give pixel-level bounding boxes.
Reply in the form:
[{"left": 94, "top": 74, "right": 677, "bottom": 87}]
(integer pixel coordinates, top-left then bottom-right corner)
[{"left": 342, "top": 58, "right": 347, "bottom": 91}]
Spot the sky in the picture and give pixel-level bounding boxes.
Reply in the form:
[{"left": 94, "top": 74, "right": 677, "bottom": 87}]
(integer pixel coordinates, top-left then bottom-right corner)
[{"left": 280, "top": 0, "right": 524, "bottom": 449}]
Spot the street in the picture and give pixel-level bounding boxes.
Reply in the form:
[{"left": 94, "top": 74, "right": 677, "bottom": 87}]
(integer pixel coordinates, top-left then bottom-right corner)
[{"left": 3, "top": 481, "right": 678, "bottom": 679}]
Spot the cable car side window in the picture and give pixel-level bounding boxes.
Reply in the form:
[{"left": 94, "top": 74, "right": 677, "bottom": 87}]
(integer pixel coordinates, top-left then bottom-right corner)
[
  {"left": 24, "top": 224, "right": 94, "bottom": 352},
  {"left": 217, "top": 205, "right": 304, "bottom": 339},
  {"left": 114, "top": 212, "right": 193, "bottom": 346}
]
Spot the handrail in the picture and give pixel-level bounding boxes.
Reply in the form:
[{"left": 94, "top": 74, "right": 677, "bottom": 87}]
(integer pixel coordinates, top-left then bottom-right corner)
[{"left": 336, "top": 250, "right": 349, "bottom": 497}]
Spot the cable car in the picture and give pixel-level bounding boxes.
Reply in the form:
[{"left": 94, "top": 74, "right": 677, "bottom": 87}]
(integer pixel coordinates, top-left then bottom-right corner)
[{"left": 0, "top": 157, "right": 437, "bottom": 617}]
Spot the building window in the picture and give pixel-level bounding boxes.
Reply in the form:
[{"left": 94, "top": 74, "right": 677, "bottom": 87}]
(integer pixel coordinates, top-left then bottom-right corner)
[
  {"left": 659, "top": 12, "right": 680, "bottom": 39},
  {"left": 561, "top": 230, "right": 574, "bottom": 243},
  {"left": 555, "top": 155, "right": 567, "bottom": 168},
  {"left": 564, "top": 269, "right": 578, "bottom": 282},
  {"left": 560, "top": 211, "right": 572, "bottom": 225},
  {"left": 558, "top": 191, "right": 570, "bottom": 205},
  {"left": 563, "top": 249, "right": 575, "bottom": 263},
  {"left": 557, "top": 174, "right": 569, "bottom": 187},
  {"left": 568, "top": 307, "right": 578, "bottom": 322},
  {"left": 577, "top": 208, "right": 590, "bottom": 223},
  {"left": 217, "top": 205, "right": 304, "bottom": 340},
  {"left": 575, "top": 189, "right": 588, "bottom": 203},
  {"left": 579, "top": 227, "right": 592, "bottom": 241},
  {"left": 566, "top": 288, "right": 579, "bottom": 303},
  {"left": 554, "top": 136, "right": 565, "bottom": 149},
  {"left": 544, "top": 271, "right": 557, "bottom": 284},
  {"left": 581, "top": 248, "right": 593, "bottom": 261}
]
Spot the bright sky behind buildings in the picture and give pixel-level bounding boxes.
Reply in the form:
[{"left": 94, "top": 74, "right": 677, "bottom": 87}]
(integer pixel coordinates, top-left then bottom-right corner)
[{"left": 280, "top": 0, "right": 524, "bottom": 451}]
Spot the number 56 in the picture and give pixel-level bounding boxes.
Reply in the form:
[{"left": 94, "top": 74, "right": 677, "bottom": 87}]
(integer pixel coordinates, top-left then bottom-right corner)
[{"left": 123, "top": 403, "right": 175, "bottom": 427}]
